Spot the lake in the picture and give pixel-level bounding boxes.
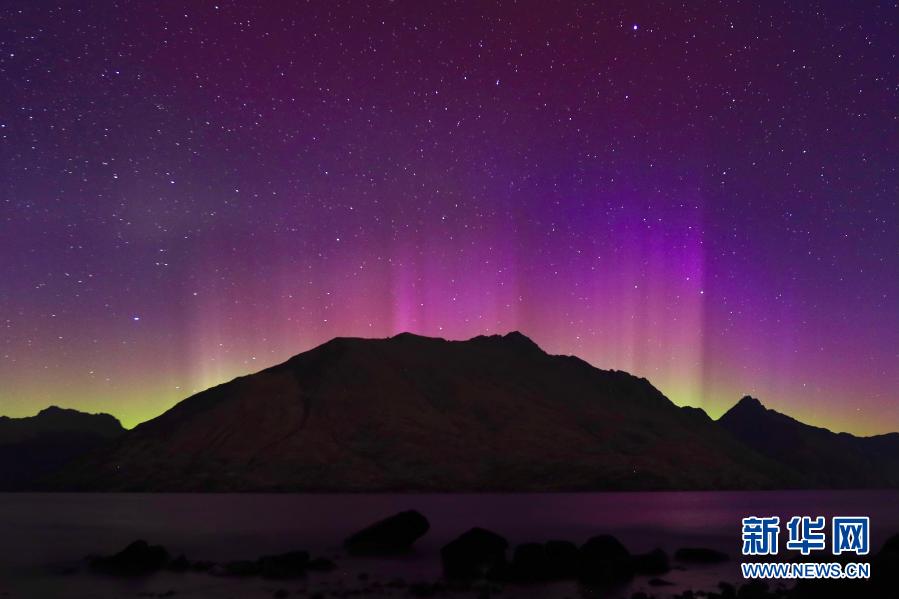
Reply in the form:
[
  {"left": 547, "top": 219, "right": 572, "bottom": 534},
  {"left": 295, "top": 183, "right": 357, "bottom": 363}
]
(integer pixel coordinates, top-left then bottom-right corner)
[{"left": 1, "top": 490, "right": 896, "bottom": 598}]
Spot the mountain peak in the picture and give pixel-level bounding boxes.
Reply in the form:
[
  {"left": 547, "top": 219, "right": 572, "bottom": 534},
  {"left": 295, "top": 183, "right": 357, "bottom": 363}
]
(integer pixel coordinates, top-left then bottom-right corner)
[
  {"left": 387, "top": 330, "right": 539, "bottom": 345},
  {"left": 717, "top": 393, "right": 899, "bottom": 488},
  {"left": 717, "top": 396, "right": 771, "bottom": 428},
  {"left": 390, "top": 332, "right": 432, "bottom": 341},
  {"left": 37, "top": 405, "right": 73, "bottom": 417},
  {"left": 467, "top": 331, "right": 543, "bottom": 353},
  {"left": 382, "top": 331, "right": 543, "bottom": 354},
  {"left": 734, "top": 395, "right": 766, "bottom": 412},
  {"left": 502, "top": 330, "right": 534, "bottom": 343},
  {"left": 500, "top": 331, "right": 541, "bottom": 350},
  {"left": 33, "top": 405, "right": 122, "bottom": 426}
]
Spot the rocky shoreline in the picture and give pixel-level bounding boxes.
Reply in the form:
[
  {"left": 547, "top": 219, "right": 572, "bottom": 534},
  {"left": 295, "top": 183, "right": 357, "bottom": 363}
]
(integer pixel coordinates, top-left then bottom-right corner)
[{"left": 76, "top": 510, "right": 899, "bottom": 599}]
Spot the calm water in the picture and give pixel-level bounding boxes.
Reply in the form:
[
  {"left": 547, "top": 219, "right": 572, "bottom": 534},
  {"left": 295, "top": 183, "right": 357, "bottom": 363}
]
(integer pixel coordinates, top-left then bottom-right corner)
[{"left": 1, "top": 491, "right": 896, "bottom": 598}]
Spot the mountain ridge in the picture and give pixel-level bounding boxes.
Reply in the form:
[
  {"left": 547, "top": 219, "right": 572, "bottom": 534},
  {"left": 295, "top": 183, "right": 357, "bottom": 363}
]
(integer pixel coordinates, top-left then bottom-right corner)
[
  {"left": 718, "top": 394, "right": 899, "bottom": 488},
  {"left": 5, "top": 332, "right": 896, "bottom": 492},
  {"left": 46, "top": 332, "right": 793, "bottom": 491},
  {"left": 0, "top": 405, "right": 124, "bottom": 443},
  {"left": 0, "top": 405, "right": 124, "bottom": 490}
]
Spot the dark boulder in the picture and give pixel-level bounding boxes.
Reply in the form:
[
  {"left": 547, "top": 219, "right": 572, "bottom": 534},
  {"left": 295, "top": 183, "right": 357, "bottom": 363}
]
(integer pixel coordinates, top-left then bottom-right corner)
[
  {"left": 257, "top": 550, "right": 310, "bottom": 579},
  {"left": 632, "top": 548, "right": 670, "bottom": 575},
  {"left": 441, "top": 527, "right": 509, "bottom": 579},
  {"left": 344, "top": 510, "right": 430, "bottom": 555},
  {"left": 674, "top": 547, "right": 729, "bottom": 564},
  {"left": 865, "top": 533, "right": 899, "bottom": 597},
  {"left": 510, "top": 542, "right": 548, "bottom": 582},
  {"left": 578, "top": 534, "right": 633, "bottom": 584},
  {"left": 90, "top": 540, "right": 170, "bottom": 576},
  {"left": 878, "top": 532, "right": 899, "bottom": 556},
  {"left": 544, "top": 540, "right": 579, "bottom": 579}
]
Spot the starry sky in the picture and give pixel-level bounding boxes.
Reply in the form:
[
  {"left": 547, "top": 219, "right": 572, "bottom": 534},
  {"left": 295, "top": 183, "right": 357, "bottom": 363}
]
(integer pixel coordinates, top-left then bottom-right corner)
[{"left": 1, "top": 1, "right": 896, "bottom": 433}]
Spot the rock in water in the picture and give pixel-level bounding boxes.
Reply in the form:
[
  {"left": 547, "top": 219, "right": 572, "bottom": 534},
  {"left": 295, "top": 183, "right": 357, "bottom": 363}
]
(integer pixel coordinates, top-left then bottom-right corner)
[
  {"left": 90, "top": 540, "right": 169, "bottom": 576},
  {"left": 344, "top": 510, "right": 430, "bottom": 555},
  {"left": 510, "top": 543, "right": 549, "bottom": 581},
  {"left": 544, "top": 540, "right": 579, "bottom": 579},
  {"left": 441, "top": 527, "right": 509, "bottom": 579},
  {"left": 879, "top": 533, "right": 899, "bottom": 556},
  {"left": 870, "top": 534, "right": 899, "bottom": 594},
  {"left": 578, "top": 534, "right": 633, "bottom": 583}
]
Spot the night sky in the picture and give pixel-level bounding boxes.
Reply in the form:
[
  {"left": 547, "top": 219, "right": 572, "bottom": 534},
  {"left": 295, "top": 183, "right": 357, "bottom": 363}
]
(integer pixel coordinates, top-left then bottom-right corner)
[{"left": 1, "top": 2, "right": 896, "bottom": 433}]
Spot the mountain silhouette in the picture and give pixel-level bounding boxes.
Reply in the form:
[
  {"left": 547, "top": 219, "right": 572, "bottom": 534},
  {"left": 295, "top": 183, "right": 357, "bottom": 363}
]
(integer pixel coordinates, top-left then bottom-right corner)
[
  {"left": 48, "top": 333, "right": 792, "bottom": 491},
  {"left": 26, "top": 334, "right": 899, "bottom": 492},
  {"left": 0, "top": 406, "right": 124, "bottom": 490},
  {"left": 718, "top": 395, "right": 899, "bottom": 488}
]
